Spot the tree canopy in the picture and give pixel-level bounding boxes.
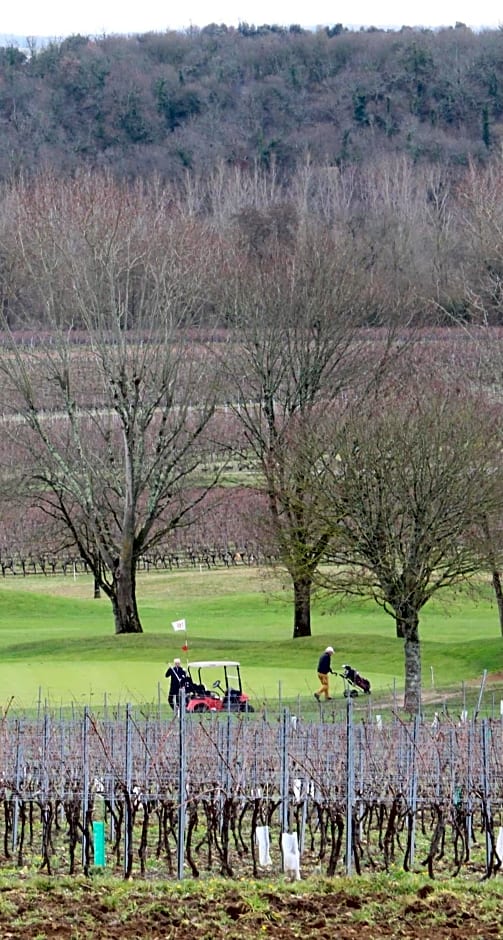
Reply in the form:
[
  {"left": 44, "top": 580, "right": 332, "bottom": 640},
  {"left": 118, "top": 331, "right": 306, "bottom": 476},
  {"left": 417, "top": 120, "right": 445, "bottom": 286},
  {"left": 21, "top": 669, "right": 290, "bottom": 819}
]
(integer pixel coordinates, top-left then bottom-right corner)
[
  {"left": 1, "top": 23, "right": 503, "bottom": 180},
  {"left": 0, "top": 174, "right": 224, "bottom": 633},
  {"left": 312, "top": 386, "right": 503, "bottom": 710}
]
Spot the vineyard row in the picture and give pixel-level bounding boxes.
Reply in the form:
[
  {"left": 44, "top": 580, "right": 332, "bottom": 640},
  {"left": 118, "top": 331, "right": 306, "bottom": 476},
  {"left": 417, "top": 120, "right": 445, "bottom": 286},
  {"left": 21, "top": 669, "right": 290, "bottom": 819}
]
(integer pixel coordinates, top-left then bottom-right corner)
[
  {"left": 0, "top": 709, "right": 501, "bottom": 881},
  {"left": 0, "top": 545, "right": 270, "bottom": 577}
]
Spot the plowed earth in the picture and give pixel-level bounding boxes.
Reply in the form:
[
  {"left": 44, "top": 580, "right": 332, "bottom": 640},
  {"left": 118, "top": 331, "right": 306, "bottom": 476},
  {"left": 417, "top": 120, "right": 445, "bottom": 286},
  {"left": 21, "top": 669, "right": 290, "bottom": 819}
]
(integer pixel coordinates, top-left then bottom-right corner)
[{"left": 0, "top": 877, "right": 501, "bottom": 940}]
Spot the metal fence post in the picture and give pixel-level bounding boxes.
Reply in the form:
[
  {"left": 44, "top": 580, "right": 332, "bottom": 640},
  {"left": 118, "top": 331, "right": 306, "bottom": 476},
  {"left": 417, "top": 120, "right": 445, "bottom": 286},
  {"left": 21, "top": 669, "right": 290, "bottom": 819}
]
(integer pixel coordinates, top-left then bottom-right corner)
[
  {"left": 81, "top": 707, "right": 90, "bottom": 871},
  {"left": 357, "top": 724, "right": 364, "bottom": 846},
  {"left": 408, "top": 715, "right": 419, "bottom": 870},
  {"left": 481, "top": 719, "right": 492, "bottom": 878},
  {"left": 474, "top": 670, "right": 488, "bottom": 720},
  {"left": 280, "top": 708, "right": 290, "bottom": 838},
  {"left": 177, "top": 688, "right": 187, "bottom": 880},
  {"left": 12, "top": 720, "right": 23, "bottom": 853},
  {"left": 108, "top": 724, "right": 116, "bottom": 846},
  {"left": 466, "top": 721, "right": 474, "bottom": 847},
  {"left": 124, "top": 704, "right": 133, "bottom": 877},
  {"left": 345, "top": 695, "right": 354, "bottom": 876}
]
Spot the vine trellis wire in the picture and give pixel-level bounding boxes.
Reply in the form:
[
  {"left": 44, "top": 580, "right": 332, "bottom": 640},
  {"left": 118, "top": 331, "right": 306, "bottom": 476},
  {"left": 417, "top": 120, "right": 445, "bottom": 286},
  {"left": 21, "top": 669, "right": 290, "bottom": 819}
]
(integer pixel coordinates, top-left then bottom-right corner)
[{"left": 0, "top": 701, "right": 501, "bottom": 881}]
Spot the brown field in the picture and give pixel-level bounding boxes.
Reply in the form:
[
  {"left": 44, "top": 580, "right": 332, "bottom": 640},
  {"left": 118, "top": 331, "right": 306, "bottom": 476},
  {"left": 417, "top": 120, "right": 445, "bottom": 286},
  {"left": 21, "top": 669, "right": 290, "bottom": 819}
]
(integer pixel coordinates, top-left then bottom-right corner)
[{"left": 0, "top": 875, "right": 501, "bottom": 939}]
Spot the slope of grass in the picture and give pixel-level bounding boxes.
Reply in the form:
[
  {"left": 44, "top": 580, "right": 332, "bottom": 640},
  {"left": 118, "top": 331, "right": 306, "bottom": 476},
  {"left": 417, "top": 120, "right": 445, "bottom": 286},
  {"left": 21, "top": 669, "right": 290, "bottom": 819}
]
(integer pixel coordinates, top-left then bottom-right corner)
[{"left": 0, "top": 568, "right": 501, "bottom": 709}]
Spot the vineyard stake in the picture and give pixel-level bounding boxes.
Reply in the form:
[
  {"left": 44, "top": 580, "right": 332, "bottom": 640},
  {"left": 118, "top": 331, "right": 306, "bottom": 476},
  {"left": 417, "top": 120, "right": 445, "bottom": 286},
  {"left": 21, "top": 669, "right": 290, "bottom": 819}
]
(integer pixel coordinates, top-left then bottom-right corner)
[
  {"left": 345, "top": 695, "right": 354, "bottom": 876},
  {"left": 466, "top": 722, "right": 474, "bottom": 847},
  {"left": 177, "top": 687, "right": 187, "bottom": 880},
  {"left": 124, "top": 704, "right": 133, "bottom": 878},
  {"left": 408, "top": 715, "right": 419, "bottom": 870},
  {"left": 482, "top": 719, "right": 492, "bottom": 878},
  {"left": 81, "top": 707, "right": 90, "bottom": 872},
  {"left": 12, "top": 719, "right": 23, "bottom": 853},
  {"left": 280, "top": 707, "right": 290, "bottom": 872},
  {"left": 474, "top": 669, "right": 488, "bottom": 721}
]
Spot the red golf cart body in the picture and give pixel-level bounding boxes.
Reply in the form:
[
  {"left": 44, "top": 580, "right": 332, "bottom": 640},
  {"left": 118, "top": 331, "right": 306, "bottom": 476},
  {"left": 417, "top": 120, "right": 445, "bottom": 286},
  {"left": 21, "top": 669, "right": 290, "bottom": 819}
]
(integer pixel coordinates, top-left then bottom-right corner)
[{"left": 185, "top": 660, "right": 254, "bottom": 713}]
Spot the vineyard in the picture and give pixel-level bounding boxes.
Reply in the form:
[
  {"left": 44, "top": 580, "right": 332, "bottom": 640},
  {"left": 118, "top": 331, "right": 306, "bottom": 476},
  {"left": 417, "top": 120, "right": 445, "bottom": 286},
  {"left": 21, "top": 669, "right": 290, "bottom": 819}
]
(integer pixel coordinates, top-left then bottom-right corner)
[
  {"left": 0, "top": 704, "right": 501, "bottom": 882},
  {"left": 0, "top": 480, "right": 270, "bottom": 580},
  {"left": 0, "top": 542, "right": 266, "bottom": 579}
]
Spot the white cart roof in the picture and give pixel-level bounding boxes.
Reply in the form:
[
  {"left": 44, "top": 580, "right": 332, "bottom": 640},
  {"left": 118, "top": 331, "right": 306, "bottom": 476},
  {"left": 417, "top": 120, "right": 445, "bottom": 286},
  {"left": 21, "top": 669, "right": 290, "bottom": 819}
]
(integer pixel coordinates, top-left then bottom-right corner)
[{"left": 188, "top": 660, "right": 240, "bottom": 669}]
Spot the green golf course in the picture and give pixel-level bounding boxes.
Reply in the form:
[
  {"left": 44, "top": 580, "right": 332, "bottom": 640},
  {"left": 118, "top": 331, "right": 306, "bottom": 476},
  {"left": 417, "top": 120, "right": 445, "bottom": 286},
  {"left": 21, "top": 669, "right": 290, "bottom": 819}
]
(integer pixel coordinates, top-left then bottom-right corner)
[{"left": 0, "top": 566, "right": 501, "bottom": 713}]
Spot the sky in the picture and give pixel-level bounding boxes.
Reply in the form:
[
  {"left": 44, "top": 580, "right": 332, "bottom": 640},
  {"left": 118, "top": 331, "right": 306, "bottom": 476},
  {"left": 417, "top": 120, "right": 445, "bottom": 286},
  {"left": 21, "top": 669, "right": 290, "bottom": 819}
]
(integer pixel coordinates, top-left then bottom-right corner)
[{"left": 1, "top": 0, "right": 501, "bottom": 39}]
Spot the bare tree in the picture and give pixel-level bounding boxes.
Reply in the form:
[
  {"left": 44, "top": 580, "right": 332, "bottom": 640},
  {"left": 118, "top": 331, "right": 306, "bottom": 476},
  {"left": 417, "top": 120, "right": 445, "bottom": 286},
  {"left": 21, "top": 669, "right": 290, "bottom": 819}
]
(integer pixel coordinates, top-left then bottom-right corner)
[
  {"left": 439, "top": 156, "right": 503, "bottom": 627},
  {"left": 213, "top": 208, "right": 408, "bottom": 638},
  {"left": 450, "top": 157, "right": 503, "bottom": 325},
  {"left": 477, "top": 513, "right": 503, "bottom": 639},
  {"left": 0, "top": 173, "right": 222, "bottom": 634},
  {"left": 314, "top": 384, "right": 503, "bottom": 710}
]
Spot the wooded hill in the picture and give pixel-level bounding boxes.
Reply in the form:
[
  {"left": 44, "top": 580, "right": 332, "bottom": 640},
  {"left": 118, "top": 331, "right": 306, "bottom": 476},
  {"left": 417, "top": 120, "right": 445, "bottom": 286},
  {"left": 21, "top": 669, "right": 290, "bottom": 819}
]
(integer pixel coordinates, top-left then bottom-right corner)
[{"left": 1, "top": 22, "right": 503, "bottom": 181}]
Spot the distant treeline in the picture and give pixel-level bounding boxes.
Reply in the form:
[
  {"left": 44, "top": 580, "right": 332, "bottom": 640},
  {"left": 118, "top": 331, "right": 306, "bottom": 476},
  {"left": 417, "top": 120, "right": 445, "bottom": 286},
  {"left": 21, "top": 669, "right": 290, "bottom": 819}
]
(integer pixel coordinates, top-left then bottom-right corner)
[{"left": 1, "top": 22, "right": 503, "bottom": 180}]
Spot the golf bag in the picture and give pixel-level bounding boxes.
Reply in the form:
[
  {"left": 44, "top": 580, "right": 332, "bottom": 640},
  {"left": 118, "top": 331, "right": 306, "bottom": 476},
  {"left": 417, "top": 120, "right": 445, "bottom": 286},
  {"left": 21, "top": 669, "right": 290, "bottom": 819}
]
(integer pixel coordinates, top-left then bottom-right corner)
[{"left": 340, "top": 663, "right": 371, "bottom": 696}]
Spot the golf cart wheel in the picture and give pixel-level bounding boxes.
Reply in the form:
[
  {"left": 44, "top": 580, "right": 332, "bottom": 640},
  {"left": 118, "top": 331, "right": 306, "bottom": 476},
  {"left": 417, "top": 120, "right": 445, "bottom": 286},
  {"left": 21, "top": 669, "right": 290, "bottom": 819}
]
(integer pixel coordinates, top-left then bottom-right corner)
[
  {"left": 193, "top": 703, "right": 209, "bottom": 713},
  {"left": 240, "top": 702, "right": 255, "bottom": 713},
  {"left": 350, "top": 689, "right": 359, "bottom": 698},
  {"left": 343, "top": 689, "right": 350, "bottom": 698}
]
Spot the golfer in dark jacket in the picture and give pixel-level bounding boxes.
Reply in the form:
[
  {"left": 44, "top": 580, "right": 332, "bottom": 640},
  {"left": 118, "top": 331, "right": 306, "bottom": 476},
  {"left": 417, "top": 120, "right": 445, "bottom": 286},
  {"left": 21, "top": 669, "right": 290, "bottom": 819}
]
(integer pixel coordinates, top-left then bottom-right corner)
[
  {"left": 165, "top": 658, "right": 187, "bottom": 710},
  {"left": 314, "top": 646, "right": 334, "bottom": 701}
]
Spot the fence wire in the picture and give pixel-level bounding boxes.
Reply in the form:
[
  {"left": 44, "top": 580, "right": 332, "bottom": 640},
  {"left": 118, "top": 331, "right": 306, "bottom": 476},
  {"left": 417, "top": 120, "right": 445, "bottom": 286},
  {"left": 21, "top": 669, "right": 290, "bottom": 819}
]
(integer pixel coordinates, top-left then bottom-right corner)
[{"left": 0, "top": 707, "right": 501, "bottom": 880}]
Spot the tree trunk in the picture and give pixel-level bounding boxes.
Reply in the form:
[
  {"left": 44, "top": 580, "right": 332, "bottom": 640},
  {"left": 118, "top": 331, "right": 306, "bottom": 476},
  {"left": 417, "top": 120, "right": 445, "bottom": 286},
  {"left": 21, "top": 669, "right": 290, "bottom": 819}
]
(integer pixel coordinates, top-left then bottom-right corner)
[
  {"left": 93, "top": 576, "right": 101, "bottom": 599},
  {"left": 93, "top": 557, "right": 102, "bottom": 599},
  {"left": 491, "top": 570, "right": 503, "bottom": 638},
  {"left": 396, "top": 607, "right": 421, "bottom": 712},
  {"left": 292, "top": 576, "right": 312, "bottom": 638},
  {"left": 112, "top": 441, "right": 143, "bottom": 634},
  {"left": 112, "top": 550, "right": 143, "bottom": 634}
]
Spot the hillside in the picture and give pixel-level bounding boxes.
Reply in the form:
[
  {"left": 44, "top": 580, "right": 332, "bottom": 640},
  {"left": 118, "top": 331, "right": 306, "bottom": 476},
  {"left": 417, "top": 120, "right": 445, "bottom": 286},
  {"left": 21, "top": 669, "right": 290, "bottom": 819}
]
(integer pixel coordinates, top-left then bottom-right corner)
[{"left": 1, "top": 23, "right": 503, "bottom": 180}]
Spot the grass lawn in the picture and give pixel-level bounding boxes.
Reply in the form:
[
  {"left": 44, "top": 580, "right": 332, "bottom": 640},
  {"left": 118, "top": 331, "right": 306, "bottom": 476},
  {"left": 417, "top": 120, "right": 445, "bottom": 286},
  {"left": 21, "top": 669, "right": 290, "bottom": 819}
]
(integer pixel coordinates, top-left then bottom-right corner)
[{"left": 0, "top": 567, "right": 501, "bottom": 712}]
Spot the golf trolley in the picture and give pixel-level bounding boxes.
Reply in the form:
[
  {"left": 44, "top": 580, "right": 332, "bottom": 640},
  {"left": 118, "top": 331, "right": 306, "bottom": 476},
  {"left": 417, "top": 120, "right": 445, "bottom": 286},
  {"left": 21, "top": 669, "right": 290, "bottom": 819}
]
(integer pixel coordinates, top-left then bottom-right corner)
[{"left": 339, "top": 663, "right": 371, "bottom": 698}]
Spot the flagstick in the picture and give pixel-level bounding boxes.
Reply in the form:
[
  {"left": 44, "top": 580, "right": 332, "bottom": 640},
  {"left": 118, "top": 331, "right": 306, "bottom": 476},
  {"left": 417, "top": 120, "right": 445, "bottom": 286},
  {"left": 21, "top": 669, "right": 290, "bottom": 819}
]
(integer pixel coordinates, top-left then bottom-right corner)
[{"left": 171, "top": 618, "right": 189, "bottom": 660}]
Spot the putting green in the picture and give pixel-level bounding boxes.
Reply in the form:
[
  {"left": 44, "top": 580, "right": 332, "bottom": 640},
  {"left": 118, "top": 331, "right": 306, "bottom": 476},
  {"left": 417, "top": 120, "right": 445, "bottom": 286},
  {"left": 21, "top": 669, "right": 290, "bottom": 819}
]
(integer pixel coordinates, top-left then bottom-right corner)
[{"left": 0, "top": 568, "right": 501, "bottom": 710}]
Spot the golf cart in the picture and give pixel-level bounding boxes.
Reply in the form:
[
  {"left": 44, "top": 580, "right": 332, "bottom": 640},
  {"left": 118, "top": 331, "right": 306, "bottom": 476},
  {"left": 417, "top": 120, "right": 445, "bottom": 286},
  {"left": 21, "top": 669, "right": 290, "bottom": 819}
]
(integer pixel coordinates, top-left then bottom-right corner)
[{"left": 185, "top": 661, "right": 254, "bottom": 713}]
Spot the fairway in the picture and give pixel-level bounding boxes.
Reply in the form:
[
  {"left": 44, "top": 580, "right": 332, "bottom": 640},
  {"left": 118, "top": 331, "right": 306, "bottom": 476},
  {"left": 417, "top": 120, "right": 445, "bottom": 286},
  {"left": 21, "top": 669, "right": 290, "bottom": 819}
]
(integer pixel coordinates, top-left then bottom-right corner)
[{"left": 0, "top": 567, "right": 501, "bottom": 711}]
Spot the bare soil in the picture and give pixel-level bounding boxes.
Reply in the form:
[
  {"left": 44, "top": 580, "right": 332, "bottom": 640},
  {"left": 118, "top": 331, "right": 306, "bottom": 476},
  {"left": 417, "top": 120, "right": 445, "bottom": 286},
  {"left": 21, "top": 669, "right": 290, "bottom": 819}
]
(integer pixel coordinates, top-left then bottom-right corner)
[{"left": 0, "top": 878, "right": 501, "bottom": 939}]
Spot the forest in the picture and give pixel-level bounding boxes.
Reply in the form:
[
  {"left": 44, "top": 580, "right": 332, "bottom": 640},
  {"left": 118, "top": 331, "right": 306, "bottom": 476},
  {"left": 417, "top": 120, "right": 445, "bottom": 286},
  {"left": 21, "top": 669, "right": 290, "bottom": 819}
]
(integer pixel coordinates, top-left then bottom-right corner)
[{"left": 0, "top": 22, "right": 503, "bottom": 180}]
